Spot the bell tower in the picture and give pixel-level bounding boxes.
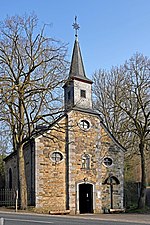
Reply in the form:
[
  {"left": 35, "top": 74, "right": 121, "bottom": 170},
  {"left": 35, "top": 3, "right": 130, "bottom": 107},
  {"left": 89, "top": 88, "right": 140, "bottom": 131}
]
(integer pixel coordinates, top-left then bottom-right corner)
[{"left": 63, "top": 17, "right": 93, "bottom": 111}]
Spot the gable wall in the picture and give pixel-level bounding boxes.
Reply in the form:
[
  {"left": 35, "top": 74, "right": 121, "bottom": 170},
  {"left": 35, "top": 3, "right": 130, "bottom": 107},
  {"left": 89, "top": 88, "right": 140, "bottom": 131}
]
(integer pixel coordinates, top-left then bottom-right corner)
[{"left": 67, "top": 110, "right": 124, "bottom": 213}]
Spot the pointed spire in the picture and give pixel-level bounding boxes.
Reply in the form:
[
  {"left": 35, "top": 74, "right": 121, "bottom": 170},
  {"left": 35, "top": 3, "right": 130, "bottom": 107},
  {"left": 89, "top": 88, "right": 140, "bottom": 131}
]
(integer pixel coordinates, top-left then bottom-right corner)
[
  {"left": 69, "top": 38, "right": 86, "bottom": 78},
  {"left": 69, "top": 17, "right": 92, "bottom": 83}
]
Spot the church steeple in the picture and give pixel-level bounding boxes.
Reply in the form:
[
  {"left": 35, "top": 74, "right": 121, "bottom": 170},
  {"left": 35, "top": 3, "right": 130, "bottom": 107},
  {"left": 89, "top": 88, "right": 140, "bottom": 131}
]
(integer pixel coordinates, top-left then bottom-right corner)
[
  {"left": 64, "top": 17, "right": 93, "bottom": 111},
  {"left": 69, "top": 38, "right": 92, "bottom": 83},
  {"left": 69, "top": 16, "right": 92, "bottom": 83},
  {"left": 69, "top": 38, "right": 86, "bottom": 78}
]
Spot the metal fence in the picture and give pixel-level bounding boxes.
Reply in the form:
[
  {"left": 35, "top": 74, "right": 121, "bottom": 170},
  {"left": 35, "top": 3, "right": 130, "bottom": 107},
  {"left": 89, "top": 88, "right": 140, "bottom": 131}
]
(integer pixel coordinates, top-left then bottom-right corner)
[
  {"left": 0, "top": 189, "right": 35, "bottom": 207},
  {"left": 0, "top": 189, "right": 16, "bottom": 207}
]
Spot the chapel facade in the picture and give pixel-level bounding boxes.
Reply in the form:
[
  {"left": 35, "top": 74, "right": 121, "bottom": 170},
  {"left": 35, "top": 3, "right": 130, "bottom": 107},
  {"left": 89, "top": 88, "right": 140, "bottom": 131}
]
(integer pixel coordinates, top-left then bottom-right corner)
[{"left": 4, "top": 22, "right": 125, "bottom": 214}]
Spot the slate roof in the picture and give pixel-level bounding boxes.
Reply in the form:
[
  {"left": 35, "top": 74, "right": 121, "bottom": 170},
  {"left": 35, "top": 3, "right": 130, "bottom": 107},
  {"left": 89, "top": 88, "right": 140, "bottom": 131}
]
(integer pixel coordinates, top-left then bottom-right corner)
[{"left": 69, "top": 37, "right": 92, "bottom": 83}]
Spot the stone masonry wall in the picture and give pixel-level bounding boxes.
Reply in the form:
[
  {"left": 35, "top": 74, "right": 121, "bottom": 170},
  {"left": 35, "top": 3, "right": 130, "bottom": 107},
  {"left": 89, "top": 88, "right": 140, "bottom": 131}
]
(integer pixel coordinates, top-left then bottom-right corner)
[
  {"left": 4, "top": 110, "right": 124, "bottom": 213},
  {"left": 67, "top": 110, "right": 124, "bottom": 213},
  {"left": 4, "top": 153, "right": 18, "bottom": 190},
  {"left": 35, "top": 119, "right": 67, "bottom": 211},
  {"left": 4, "top": 141, "right": 35, "bottom": 206}
]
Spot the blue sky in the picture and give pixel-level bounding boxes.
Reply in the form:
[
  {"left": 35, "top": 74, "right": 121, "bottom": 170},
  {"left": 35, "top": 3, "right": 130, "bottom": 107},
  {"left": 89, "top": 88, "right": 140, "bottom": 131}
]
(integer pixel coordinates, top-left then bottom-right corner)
[{"left": 0, "top": 0, "right": 150, "bottom": 77}]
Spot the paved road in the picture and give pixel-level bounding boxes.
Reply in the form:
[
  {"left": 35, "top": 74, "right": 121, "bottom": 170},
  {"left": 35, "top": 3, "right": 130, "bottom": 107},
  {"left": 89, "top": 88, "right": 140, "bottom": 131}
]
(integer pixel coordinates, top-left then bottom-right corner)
[{"left": 0, "top": 212, "right": 150, "bottom": 225}]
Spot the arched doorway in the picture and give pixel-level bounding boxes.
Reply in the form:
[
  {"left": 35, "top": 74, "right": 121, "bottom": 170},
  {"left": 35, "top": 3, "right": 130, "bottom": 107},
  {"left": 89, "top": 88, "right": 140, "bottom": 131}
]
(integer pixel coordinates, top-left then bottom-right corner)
[{"left": 79, "top": 183, "right": 93, "bottom": 213}]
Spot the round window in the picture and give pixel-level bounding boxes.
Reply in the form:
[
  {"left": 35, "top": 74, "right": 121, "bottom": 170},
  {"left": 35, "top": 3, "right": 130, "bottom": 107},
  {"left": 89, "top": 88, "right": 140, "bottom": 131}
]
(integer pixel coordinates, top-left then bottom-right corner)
[
  {"left": 103, "top": 157, "right": 113, "bottom": 167},
  {"left": 79, "top": 119, "right": 90, "bottom": 130},
  {"left": 51, "top": 151, "right": 63, "bottom": 163}
]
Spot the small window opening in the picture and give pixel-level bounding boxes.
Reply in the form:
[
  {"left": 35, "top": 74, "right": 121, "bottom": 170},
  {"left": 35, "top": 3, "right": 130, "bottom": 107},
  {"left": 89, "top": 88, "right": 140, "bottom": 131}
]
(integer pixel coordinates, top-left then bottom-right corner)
[
  {"left": 9, "top": 168, "right": 12, "bottom": 189},
  {"left": 80, "top": 90, "right": 86, "bottom": 98},
  {"left": 68, "top": 91, "right": 71, "bottom": 100}
]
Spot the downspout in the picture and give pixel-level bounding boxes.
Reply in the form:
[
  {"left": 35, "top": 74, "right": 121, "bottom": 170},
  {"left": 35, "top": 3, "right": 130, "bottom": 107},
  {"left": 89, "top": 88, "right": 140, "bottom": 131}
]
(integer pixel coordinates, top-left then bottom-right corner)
[{"left": 65, "top": 113, "right": 69, "bottom": 210}]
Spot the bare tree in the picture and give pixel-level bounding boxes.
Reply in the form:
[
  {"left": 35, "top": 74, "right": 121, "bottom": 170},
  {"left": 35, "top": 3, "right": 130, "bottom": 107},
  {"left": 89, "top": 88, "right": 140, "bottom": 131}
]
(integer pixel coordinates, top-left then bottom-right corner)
[
  {"left": 93, "top": 53, "right": 150, "bottom": 209},
  {"left": 0, "top": 122, "right": 12, "bottom": 154},
  {"left": 0, "top": 14, "right": 68, "bottom": 209}
]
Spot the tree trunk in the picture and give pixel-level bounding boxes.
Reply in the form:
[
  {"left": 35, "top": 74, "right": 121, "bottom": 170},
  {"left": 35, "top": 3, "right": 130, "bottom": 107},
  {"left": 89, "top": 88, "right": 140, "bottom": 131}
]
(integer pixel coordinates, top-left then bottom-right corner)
[
  {"left": 138, "top": 141, "right": 146, "bottom": 209},
  {"left": 18, "top": 143, "right": 27, "bottom": 209},
  {"left": 18, "top": 96, "right": 27, "bottom": 209}
]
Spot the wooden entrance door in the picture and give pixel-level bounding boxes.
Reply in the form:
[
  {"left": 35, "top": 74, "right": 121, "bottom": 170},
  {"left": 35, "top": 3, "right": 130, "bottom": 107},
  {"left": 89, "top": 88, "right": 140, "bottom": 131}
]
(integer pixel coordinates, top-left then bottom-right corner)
[{"left": 79, "top": 183, "right": 93, "bottom": 213}]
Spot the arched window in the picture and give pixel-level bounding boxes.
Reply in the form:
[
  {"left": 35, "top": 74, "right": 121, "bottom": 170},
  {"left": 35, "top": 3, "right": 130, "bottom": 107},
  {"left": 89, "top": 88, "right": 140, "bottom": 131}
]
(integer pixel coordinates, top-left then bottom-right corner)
[
  {"left": 82, "top": 153, "right": 90, "bottom": 169},
  {"left": 8, "top": 168, "right": 12, "bottom": 189}
]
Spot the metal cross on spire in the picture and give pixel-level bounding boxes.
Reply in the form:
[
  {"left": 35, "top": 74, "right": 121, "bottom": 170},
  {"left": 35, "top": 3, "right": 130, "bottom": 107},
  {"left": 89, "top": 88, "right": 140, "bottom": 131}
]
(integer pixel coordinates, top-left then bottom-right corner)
[{"left": 72, "top": 16, "right": 80, "bottom": 38}]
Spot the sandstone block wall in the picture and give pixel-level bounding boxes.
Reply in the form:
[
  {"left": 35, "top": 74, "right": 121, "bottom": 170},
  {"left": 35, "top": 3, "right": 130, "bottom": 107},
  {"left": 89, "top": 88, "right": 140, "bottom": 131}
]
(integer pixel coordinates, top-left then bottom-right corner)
[
  {"left": 4, "top": 109, "right": 124, "bottom": 213},
  {"left": 35, "top": 119, "right": 67, "bottom": 211}
]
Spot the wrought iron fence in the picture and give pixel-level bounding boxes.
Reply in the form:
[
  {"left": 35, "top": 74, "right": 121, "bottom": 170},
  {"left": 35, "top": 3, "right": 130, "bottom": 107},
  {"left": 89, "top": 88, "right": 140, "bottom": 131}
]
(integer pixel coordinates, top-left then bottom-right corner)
[
  {"left": 0, "top": 189, "right": 16, "bottom": 207},
  {"left": 0, "top": 189, "right": 35, "bottom": 207}
]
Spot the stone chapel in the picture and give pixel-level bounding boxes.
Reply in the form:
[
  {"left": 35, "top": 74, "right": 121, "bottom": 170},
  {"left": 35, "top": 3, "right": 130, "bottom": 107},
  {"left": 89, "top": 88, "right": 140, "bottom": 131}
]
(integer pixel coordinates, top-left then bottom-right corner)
[{"left": 4, "top": 22, "right": 125, "bottom": 214}]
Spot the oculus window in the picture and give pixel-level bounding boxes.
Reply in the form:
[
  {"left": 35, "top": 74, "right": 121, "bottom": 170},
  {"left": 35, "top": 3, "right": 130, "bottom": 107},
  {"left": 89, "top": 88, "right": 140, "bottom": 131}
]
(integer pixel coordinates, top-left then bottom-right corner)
[
  {"left": 79, "top": 119, "right": 90, "bottom": 130},
  {"left": 103, "top": 157, "right": 113, "bottom": 167},
  {"left": 51, "top": 151, "right": 63, "bottom": 163}
]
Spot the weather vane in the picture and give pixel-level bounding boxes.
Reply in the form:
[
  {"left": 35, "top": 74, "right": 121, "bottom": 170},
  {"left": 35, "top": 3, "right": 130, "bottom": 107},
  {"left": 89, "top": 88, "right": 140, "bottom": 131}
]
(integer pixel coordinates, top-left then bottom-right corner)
[{"left": 72, "top": 16, "right": 80, "bottom": 37}]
